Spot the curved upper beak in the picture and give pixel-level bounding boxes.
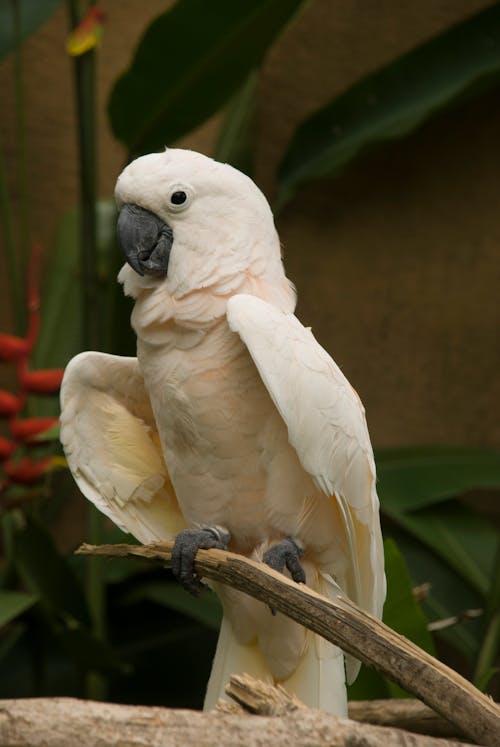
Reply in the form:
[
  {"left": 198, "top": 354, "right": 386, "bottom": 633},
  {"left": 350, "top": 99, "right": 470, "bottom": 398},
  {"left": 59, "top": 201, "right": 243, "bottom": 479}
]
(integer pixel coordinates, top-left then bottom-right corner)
[{"left": 117, "top": 204, "right": 173, "bottom": 277}]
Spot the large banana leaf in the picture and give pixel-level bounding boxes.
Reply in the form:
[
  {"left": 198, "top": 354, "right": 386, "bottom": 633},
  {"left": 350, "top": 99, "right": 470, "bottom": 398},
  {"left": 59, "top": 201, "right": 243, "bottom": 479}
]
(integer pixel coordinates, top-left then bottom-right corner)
[
  {"left": 108, "top": 0, "right": 308, "bottom": 155},
  {"left": 278, "top": 3, "right": 500, "bottom": 205},
  {"left": 377, "top": 447, "right": 500, "bottom": 513},
  {"left": 389, "top": 527, "right": 484, "bottom": 662},
  {"left": 376, "top": 447, "right": 500, "bottom": 599}
]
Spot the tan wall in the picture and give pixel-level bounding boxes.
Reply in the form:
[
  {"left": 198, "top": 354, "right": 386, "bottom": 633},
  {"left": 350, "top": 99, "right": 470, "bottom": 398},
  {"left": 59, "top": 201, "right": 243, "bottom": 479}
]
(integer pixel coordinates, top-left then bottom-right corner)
[{"left": 1, "top": 0, "right": 499, "bottom": 447}]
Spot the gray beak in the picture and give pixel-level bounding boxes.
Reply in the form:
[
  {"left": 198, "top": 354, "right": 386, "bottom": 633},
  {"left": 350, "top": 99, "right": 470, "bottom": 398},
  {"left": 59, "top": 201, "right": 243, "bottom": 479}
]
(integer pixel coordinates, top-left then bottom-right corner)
[{"left": 117, "top": 203, "right": 173, "bottom": 277}]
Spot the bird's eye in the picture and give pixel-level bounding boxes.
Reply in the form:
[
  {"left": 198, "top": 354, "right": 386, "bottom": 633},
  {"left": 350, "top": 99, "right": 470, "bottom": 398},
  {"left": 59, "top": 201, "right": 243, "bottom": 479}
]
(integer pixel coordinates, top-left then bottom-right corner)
[
  {"left": 171, "top": 191, "right": 187, "bottom": 205},
  {"left": 167, "top": 184, "right": 192, "bottom": 212}
]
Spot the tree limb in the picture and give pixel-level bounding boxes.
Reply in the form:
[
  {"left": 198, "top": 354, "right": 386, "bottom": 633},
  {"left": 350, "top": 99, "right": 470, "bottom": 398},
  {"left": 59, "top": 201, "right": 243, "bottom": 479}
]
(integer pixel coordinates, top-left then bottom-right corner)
[
  {"left": 0, "top": 696, "right": 473, "bottom": 747},
  {"left": 76, "top": 541, "right": 500, "bottom": 747},
  {"left": 222, "top": 673, "right": 464, "bottom": 739}
]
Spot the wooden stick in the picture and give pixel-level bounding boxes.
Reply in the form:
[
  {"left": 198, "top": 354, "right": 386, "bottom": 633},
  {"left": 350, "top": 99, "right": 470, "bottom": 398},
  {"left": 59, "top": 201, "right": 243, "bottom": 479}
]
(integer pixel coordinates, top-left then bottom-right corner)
[
  {"left": 76, "top": 542, "right": 500, "bottom": 747},
  {"left": 221, "top": 673, "right": 463, "bottom": 739},
  {"left": 348, "top": 699, "right": 465, "bottom": 740},
  {"left": 0, "top": 696, "right": 472, "bottom": 747}
]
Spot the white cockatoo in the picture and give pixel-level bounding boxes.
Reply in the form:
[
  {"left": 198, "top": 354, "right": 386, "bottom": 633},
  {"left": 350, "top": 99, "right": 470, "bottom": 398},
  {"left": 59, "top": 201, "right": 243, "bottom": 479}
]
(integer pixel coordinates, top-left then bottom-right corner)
[{"left": 60, "top": 148, "right": 385, "bottom": 715}]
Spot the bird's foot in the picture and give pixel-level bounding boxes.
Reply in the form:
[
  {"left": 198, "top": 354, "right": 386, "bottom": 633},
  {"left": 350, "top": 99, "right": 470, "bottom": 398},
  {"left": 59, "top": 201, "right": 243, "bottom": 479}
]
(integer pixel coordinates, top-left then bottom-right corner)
[
  {"left": 263, "top": 537, "right": 306, "bottom": 584},
  {"left": 172, "top": 526, "right": 230, "bottom": 595}
]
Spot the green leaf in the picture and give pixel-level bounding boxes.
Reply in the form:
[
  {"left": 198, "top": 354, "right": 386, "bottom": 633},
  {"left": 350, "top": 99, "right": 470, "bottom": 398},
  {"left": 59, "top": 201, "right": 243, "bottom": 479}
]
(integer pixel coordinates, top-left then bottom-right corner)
[
  {"left": 388, "top": 501, "right": 498, "bottom": 598},
  {"left": 12, "top": 516, "right": 90, "bottom": 626},
  {"left": 383, "top": 539, "right": 435, "bottom": 654},
  {"left": 31, "top": 199, "right": 124, "bottom": 417},
  {"left": 347, "top": 664, "right": 389, "bottom": 701},
  {"left": 214, "top": 71, "right": 258, "bottom": 176},
  {"left": 474, "top": 611, "right": 500, "bottom": 691},
  {"left": 382, "top": 539, "right": 435, "bottom": 698},
  {"left": 393, "top": 528, "right": 483, "bottom": 661},
  {"left": 0, "top": 590, "right": 38, "bottom": 627},
  {"left": 33, "top": 207, "right": 81, "bottom": 371},
  {"left": 121, "top": 581, "right": 222, "bottom": 631},
  {"left": 375, "top": 447, "right": 500, "bottom": 596},
  {"left": 376, "top": 447, "right": 500, "bottom": 513},
  {"left": 108, "top": 0, "right": 308, "bottom": 155},
  {"left": 34, "top": 199, "right": 118, "bottom": 371},
  {"left": 278, "top": 4, "right": 500, "bottom": 205},
  {"left": 0, "top": 623, "right": 26, "bottom": 663},
  {"left": 59, "top": 626, "right": 130, "bottom": 676},
  {"left": 0, "top": 0, "right": 61, "bottom": 61},
  {"left": 29, "top": 422, "right": 60, "bottom": 442},
  {"left": 349, "top": 538, "right": 434, "bottom": 700}
]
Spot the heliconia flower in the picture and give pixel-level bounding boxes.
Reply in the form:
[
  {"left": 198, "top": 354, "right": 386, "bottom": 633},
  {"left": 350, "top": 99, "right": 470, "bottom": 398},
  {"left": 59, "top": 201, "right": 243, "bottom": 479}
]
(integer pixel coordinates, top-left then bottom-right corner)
[
  {"left": 66, "top": 7, "right": 106, "bottom": 56},
  {"left": 0, "top": 334, "right": 30, "bottom": 361},
  {"left": 10, "top": 416, "right": 59, "bottom": 441},
  {"left": 21, "top": 369, "right": 65, "bottom": 394},
  {"left": 4, "top": 456, "right": 53, "bottom": 484},
  {"left": 0, "top": 390, "right": 22, "bottom": 416},
  {"left": 0, "top": 437, "right": 16, "bottom": 460}
]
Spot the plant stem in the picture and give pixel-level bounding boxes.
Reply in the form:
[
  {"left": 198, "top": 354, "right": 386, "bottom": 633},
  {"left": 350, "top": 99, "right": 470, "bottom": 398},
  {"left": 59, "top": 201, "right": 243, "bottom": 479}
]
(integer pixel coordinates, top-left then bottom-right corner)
[
  {"left": 12, "top": 0, "right": 30, "bottom": 324},
  {"left": 473, "top": 611, "right": 500, "bottom": 691},
  {"left": 0, "top": 142, "right": 22, "bottom": 334},
  {"left": 67, "top": 0, "right": 106, "bottom": 700},
  {"left": 473, "top": 538, "right": 500, "bottom": 690}
]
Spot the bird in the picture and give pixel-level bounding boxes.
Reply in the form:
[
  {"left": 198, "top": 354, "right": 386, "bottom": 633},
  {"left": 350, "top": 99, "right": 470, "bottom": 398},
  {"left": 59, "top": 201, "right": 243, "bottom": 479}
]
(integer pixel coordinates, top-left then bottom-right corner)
[{"left": 60, "top": 147, "right": 385, "bottom": 715}]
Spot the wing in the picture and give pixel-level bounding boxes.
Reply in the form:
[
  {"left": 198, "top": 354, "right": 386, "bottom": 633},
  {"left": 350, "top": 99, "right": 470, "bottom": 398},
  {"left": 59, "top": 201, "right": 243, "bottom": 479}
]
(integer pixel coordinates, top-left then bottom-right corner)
[
  {"left": 60, "top": 351, "right": 186, "bottom": 544},
  {"left": 227, "top": 295, "right": 385, "bottom": 624}
]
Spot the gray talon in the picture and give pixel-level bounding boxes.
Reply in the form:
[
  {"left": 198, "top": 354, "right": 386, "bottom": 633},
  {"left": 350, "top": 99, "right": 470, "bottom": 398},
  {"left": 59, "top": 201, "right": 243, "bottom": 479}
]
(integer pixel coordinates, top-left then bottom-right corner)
[
  {"left": 263, "top": 537, "right": 306, "bottom": 584},
  {"left": 172, "top": 526, "right": 230, "bottom": 595}
]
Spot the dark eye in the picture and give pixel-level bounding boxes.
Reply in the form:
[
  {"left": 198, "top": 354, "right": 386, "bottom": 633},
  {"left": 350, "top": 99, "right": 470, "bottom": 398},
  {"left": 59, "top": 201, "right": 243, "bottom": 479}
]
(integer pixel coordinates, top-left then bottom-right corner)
[{"left": 171, "top": 190, "right": 187, "bottom": 205}]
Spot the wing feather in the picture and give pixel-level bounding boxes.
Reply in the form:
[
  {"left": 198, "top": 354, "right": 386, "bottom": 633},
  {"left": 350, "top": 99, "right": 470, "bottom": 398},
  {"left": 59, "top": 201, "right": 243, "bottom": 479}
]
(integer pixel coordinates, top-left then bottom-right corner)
[
  {"left": 227, "top": 295, "right": 385, "bottom": 629},
  {"left": 60, "top": 351, "right": 186, "bottom": 543}
]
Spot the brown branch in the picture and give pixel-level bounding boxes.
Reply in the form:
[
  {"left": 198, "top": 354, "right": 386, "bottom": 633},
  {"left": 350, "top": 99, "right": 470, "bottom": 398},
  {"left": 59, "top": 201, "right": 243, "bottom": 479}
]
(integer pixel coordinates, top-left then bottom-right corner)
[
  {"left": 222, "top": 673, "right": 464, "bottom": 739},
  {"left": 348, "top": 699, "right": 467, "bottom": 740},
  {"left": 0, "top": 696, "right": 472, "bottom": 747},
  {"left": 76, "top": 542, "right": 500, "bottom": 747}
]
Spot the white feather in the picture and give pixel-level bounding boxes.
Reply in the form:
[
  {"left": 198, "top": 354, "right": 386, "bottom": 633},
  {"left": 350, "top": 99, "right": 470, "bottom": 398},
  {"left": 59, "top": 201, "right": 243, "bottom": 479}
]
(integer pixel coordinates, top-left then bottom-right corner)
[
  {"left": 226, "top": 294, "right": 385, "bottom": 623},
  {"left": 60, "top": 352, "right": 186, "bottom": 544}
]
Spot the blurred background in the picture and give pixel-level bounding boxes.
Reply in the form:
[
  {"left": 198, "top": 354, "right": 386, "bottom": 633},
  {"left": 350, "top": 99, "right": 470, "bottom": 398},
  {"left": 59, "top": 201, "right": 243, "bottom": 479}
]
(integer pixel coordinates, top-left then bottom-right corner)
[{"left": 0, "top": 0, "right": 498, "bottom": 709}]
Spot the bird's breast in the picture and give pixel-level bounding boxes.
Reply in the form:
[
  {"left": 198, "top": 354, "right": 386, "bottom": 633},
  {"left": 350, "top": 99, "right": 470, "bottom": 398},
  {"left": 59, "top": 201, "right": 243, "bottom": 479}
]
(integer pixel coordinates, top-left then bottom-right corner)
[{"left": 137, "top": 320, "right": 282, "bottom": 546}]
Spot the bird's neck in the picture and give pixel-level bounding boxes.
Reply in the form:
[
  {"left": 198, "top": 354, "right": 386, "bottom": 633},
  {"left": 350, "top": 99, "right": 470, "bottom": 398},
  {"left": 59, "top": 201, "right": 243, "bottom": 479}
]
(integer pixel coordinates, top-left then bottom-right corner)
[{"left": 129, "top": 270, "right": 296, "bottom": 350}]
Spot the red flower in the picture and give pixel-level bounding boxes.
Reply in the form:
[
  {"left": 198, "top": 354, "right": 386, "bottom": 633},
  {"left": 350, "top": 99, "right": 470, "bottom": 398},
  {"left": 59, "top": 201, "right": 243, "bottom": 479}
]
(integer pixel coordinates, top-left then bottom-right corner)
[
  {"left": 0, "top": 390, "right": 22, "bottom": 416},
  {"left": 21, "top": 369, "right": 64, "bottom": 394},
  {"left": 4, "top": 456, "right": 53, "bottom": 484},
  {"left": 0, "top": 334, "right": 30, "bottom": 362},
  {"left": 0, "top": 437, "right": 16, "bottom": 460},
  {"left": 10, "top": 417, "right": 59, "bottom": 441}
]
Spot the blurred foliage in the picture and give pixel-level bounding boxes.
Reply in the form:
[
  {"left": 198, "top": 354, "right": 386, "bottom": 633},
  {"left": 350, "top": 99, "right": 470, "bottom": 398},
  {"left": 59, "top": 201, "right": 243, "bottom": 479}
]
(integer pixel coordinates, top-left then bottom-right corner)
[
  {"left": 108, "top": 0, "right": 309, "bottom": 157},
  {"left": 0, "top": 0, "right": 61, "bottom": 61},
  {"left": 278, "top": 3, "right": 500, "bottom": 205},
  {"left": 0, "top": 0, "right": 499, "bottom": 709}
]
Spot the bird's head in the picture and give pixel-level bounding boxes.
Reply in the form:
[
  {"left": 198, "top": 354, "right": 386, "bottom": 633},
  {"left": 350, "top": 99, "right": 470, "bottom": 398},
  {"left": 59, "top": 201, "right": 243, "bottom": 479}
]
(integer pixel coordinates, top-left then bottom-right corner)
[{"left": 115, "top": 149, "right": 285, "bottom": 301}]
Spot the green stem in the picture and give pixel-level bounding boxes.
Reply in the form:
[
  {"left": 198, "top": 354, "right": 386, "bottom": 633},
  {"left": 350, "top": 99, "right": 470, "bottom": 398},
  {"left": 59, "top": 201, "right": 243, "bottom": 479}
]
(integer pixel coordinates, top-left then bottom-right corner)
[
  {"left": 474, "top": 611, "right": 500, "bottom": 691},
  {"left": 12, "top": 0, "right": 30, "bottom": 322},
  {"left": 67, "top": 0, "right": 106, "bottom": 700},
  {"left": 473, "top": 538, "right": 500, "bottom": 690},
  {"left": 0, "top": 142, "right": 22, "bottom": 333}
]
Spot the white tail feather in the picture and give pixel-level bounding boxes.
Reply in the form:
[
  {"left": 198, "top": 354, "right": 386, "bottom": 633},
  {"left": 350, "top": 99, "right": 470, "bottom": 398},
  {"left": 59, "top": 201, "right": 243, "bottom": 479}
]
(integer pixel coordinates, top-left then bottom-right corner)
[
  {"left": 203, "top": 613, "right": 347, "bottom": 715},
  {"left": 203, "top": 615, "right": 272, "bottom": 710},
  {"left": 281, "top": 630, "right": 346, "bottom": 715}
]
